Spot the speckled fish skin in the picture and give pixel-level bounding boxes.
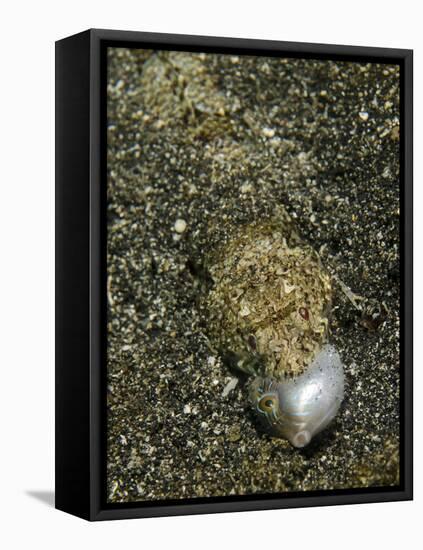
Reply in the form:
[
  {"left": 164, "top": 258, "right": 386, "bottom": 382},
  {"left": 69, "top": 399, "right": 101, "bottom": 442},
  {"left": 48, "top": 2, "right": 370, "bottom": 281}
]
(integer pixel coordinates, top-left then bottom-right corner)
[
  {"left": 250, "top": 345, "right": 345, "bottom": 447},
  {"left": 204, "top": 216, "right": 332, "bottom": 380}
]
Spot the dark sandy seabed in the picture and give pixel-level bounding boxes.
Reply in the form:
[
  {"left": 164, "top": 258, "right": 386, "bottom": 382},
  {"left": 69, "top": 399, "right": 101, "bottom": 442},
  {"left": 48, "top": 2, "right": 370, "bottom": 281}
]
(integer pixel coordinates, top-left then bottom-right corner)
[{"left": 106, "top": 47, "right": 400, "bottom": 503}]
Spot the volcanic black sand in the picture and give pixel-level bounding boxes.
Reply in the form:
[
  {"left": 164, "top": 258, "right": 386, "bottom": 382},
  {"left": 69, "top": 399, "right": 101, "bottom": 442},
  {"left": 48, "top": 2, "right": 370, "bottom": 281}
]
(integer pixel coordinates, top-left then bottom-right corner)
[{"left": 106, "top": 47, "right": 400, "bottom": 502}]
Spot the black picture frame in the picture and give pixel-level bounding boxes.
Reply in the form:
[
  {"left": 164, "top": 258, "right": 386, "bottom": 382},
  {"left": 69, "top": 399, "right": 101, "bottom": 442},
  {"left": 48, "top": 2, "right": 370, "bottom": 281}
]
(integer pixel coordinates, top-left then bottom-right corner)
[{"left": 55, "top": 28, "right": 413, "bottom": 521}]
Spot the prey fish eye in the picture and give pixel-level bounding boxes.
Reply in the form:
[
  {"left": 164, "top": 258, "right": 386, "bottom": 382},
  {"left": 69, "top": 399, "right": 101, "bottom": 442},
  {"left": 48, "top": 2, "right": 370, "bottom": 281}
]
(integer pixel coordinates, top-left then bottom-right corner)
[{"left": 258, "top": 395, "right": 277, "bottom": 412}]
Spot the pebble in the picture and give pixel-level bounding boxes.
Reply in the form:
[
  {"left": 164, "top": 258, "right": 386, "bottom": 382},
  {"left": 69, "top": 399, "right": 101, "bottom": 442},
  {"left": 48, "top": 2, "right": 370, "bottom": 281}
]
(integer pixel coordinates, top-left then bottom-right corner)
[
  {"left": 240, "top": 182, "right": 254, "bottom": 194},
  {"left": 174, "top": 219, "right": 187, "bottom": 233},
  {"left": 262, "top": 127, "right": 276, "bottom": 138},
  {"left": 227, "top": 425, "right": 241, "bottom": 442}
]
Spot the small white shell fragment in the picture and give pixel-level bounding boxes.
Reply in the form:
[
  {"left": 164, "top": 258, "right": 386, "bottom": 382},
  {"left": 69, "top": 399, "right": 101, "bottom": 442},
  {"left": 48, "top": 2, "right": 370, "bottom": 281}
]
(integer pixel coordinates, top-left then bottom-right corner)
[
  {"left": 240, "top": 182, "right": 254, "bottom": 194},
  {"left": 222, "top": 377, "right": 239, "bottom": 397},
  {"left": 359, "top": 111, "right": 369, "bottom": 121},
  {"left": 174, "top": 219, "right": 187, "bottom": 233},
  {"left": 239, "top": 305, "right": 250, "bottom": 317},
  {"left": 282, "top": 281, "right": 296, "bottom": 294},
  {"left": 262, "top": 127, "right": 276, "bottom": 138}
]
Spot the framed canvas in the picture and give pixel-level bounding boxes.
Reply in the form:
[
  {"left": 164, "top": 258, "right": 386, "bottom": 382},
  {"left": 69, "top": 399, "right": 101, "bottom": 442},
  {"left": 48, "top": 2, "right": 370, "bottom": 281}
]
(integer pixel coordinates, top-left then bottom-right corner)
[{"left": 55, "top": 29, "right": 413, "bottom": 521}]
